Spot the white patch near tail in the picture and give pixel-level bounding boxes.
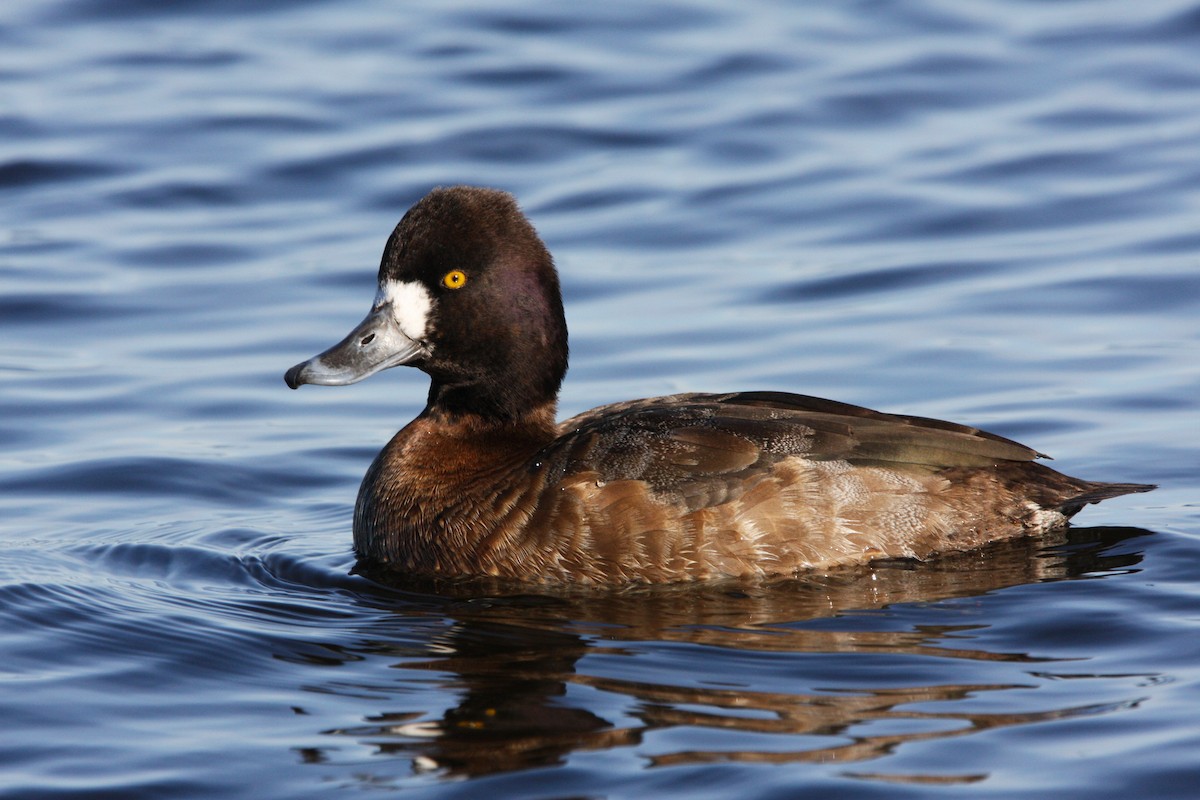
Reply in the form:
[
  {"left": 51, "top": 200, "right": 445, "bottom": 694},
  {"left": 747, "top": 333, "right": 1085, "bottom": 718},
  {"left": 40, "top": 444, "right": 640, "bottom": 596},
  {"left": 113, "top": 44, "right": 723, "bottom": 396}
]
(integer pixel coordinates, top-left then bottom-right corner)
[{"left": 1025, "top": 502, "right": 1069, "bottom": 532}]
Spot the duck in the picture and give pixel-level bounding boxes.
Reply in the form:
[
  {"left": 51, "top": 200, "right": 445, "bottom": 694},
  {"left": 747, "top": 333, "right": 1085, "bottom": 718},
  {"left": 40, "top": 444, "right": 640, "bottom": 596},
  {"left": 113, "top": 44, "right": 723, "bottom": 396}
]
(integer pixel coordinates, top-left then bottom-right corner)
[{"left": 285, "top": 185, "right": 1153, "bottom": 584}]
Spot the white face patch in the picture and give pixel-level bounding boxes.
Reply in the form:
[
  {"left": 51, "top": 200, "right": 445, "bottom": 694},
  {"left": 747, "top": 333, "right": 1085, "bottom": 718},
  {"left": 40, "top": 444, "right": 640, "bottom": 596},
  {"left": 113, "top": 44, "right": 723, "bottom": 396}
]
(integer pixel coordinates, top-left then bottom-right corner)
[{"left": 377, "top": 280, "right": 433, "bottom": 342}]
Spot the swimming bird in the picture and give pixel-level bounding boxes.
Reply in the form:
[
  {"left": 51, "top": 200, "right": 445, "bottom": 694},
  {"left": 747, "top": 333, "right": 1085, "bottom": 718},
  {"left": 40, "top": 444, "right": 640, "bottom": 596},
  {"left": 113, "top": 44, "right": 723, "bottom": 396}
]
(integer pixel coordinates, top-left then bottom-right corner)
[{"left": 285, "top": 186, "right": 1153, "bottom": 584}]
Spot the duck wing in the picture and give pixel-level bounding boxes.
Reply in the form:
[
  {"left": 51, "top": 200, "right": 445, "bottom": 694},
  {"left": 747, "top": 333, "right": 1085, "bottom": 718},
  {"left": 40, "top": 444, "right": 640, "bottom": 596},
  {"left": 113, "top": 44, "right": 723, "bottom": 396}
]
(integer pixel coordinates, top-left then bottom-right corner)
[{"left": 549, "top": 391, "right": 1044, "bottom": 513}]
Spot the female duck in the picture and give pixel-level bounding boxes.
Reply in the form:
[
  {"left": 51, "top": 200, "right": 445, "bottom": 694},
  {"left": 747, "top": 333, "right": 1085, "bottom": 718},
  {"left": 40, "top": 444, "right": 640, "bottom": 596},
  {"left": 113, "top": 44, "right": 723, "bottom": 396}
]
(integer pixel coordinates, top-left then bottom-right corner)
[{"left": 285, "top": 186, "right": 1151, "bottom": 584}]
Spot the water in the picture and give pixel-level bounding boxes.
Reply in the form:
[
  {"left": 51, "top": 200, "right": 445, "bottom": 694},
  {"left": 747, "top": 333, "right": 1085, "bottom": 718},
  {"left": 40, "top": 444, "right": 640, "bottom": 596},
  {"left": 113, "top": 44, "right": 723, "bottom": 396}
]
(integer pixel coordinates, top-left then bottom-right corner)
[{"left": 2, "top": 0, "right": 1198, "bottom": 797}]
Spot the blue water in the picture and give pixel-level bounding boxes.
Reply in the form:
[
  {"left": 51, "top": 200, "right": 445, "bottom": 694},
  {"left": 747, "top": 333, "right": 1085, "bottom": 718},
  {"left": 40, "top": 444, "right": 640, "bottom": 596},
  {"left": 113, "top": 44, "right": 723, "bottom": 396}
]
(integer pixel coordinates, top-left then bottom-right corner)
[{"left": 2, "top": 0, "right": 1198, "bottom": 797}]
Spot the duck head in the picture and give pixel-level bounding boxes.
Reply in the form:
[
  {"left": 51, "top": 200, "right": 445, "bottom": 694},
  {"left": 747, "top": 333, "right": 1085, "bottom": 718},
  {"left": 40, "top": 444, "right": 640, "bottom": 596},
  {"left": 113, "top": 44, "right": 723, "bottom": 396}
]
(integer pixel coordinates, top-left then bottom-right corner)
[{"left": 285, "top": 186, "right": 568, "bottom": 421}]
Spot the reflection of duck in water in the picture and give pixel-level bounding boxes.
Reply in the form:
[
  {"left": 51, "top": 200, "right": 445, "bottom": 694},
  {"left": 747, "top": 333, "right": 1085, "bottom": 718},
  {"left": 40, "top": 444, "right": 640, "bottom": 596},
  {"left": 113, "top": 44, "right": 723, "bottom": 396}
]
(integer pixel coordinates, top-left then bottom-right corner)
[
  {"left": 334, "top": 527, "right": 1151, "bottom": 780},
  {"left": 286, "top": 186, "right": 1153, "bottom": 583}
]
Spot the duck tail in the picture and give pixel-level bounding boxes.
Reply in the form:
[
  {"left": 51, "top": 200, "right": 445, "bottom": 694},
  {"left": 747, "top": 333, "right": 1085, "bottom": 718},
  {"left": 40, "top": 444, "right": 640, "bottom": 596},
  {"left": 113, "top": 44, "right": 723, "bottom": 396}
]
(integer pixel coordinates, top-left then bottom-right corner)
[{"left": 1057, "top": 481, "right": 1156, "bottom": 517}]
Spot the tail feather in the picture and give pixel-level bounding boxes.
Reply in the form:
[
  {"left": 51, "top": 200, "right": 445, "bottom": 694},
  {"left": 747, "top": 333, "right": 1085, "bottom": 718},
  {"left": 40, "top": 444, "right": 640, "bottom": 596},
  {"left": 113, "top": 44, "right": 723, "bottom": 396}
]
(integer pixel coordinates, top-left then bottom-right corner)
[{"left": 1057, "top": 482, "right": 1155, "bottom": 517}]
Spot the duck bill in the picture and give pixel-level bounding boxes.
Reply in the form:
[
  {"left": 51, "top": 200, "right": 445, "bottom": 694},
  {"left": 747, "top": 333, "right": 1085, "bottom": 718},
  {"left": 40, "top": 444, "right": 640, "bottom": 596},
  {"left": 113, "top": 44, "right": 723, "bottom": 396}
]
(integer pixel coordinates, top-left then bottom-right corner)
[{"left": 285, "top": 305, "right": 425, "bottom": 389}]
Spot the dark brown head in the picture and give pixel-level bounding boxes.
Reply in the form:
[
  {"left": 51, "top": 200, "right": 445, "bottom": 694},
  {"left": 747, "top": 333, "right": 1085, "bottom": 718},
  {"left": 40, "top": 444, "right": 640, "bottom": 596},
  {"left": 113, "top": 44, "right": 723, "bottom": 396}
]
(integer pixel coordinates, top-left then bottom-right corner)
[{"left": 285, "top": 186, "right": 568, "bottom": 421}]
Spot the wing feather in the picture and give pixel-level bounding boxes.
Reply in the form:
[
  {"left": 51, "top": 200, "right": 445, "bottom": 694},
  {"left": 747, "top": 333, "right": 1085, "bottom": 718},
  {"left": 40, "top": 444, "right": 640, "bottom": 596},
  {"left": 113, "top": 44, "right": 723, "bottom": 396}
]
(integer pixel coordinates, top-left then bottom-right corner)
[{"left": 548, "top": 392, "right": 1043, "bottom": 512}]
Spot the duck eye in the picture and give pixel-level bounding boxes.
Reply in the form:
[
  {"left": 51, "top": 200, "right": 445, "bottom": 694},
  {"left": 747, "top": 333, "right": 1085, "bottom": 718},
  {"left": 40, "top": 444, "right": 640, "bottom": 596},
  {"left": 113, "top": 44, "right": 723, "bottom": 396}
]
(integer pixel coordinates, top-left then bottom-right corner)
[{"left": 441, "top": 270, "right": 467, "bottom": 290}]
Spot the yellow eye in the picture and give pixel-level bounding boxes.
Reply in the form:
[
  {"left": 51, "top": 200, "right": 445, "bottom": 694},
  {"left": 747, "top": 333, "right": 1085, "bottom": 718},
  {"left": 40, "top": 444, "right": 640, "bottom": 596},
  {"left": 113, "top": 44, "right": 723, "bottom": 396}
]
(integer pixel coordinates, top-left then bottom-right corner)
[{"left": 441, "top": 270, "right": 467, "bottom": 290}]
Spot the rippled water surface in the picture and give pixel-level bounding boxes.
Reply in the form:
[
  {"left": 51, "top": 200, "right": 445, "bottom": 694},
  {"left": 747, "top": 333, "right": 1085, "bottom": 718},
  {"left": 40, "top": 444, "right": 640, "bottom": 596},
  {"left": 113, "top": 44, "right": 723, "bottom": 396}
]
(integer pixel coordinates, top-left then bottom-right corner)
[{"left": 3, "top": 1, "right": 1199, "bottom": 797}]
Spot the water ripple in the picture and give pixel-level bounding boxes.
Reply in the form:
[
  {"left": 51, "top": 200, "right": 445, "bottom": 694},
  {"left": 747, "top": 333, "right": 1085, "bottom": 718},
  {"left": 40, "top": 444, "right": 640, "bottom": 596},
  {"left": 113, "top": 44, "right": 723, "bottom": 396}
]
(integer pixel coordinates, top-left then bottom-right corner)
[
  {"left": 0, "top": 158, "right": 121, "bottom": 188},
  {"left": 1, "top": 455, "right": 332, "bottom": 506}
]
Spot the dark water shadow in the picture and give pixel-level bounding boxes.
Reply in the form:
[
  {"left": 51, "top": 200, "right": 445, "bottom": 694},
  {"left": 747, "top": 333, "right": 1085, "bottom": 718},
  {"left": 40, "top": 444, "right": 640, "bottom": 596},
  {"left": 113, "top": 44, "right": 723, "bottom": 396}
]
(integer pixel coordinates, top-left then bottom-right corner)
[{"left": 312, "top": 526, "right": 1153, "bottom": 783}]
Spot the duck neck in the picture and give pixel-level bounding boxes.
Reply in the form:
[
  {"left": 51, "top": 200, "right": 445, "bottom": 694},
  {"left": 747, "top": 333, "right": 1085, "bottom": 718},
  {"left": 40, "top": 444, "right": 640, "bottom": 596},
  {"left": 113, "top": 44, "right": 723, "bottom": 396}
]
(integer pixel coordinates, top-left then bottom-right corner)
[
  {"left": 427, "top": 383, "right": 522, "bottom": 423},
  {"left": 424, "top": 351, "right": 565, "bottom": 424},
  {"left": 421, "top": 393, "right": 560, "bottom": 445}
]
